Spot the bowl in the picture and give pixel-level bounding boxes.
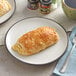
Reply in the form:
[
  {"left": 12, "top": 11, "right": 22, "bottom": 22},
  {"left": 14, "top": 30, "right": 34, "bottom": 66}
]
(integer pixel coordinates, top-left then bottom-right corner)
[{"left": 62, "top": 0, "right": 76, "bottom": 20}]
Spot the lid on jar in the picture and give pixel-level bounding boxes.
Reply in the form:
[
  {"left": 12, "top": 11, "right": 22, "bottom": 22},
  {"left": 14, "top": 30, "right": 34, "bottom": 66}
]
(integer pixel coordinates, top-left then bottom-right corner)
[
  {"left": 28, "top": 0, "right": 39, "bottom": 3},
  {"left": 40, "top": 0, "right": 52, "bottom": 5}
]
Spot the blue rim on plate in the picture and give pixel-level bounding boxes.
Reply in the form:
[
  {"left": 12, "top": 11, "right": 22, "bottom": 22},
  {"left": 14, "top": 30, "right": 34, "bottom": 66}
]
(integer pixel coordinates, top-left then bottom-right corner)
[
  {"left": 0, "top": 0, "right": 16, "bottom": 24},
  {"left": 5, "top": 17, "right": 68, "bottom": 65}
]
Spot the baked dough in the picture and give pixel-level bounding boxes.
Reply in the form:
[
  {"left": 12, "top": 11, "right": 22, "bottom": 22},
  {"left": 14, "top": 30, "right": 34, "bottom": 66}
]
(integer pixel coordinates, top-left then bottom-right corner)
[
  {"left": 0, "top": 0, "right": 12, "bottom": 16},
  {"left": 12, "top": 26, "right": 59, "bottom": 56}
]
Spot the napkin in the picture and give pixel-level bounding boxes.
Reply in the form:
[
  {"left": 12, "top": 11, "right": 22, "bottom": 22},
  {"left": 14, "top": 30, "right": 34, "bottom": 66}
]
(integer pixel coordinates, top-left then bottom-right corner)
[{"left": 53, "top": 26, "right": 76, "bottom": 76}]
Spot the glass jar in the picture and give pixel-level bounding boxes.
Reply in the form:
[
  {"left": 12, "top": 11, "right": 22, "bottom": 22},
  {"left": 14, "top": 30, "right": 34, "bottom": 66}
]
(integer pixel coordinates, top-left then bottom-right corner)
[
  {"left": 27, "top": 0, "right": 39, "bottom": 10},
  {"left": 39, "top": 0, "right": 61, "bottom": 14},
  {"left": 52, "top": 0, "right": 57, "bottom": 9},
  {"left": 39, "top": 0, "right": 52, "bottom": 14},
  {"left": 52, "top": 0, "right": 61, "bottom": 10}
]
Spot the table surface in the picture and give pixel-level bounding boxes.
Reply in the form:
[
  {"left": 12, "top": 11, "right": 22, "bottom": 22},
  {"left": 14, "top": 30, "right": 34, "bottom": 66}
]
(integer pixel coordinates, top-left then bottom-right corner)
[{"left": 0, "top": 0, "right": 76, "bottom": 76}]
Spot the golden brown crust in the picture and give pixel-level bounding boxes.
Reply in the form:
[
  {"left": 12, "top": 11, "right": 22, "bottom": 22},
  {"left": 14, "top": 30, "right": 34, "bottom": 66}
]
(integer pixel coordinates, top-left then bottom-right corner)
[
  {"left": 12, "top": 26, "right": 59, "bottom": 56},
  {"left": 0, "top": 0, "right": 12, "bottom": 16}
]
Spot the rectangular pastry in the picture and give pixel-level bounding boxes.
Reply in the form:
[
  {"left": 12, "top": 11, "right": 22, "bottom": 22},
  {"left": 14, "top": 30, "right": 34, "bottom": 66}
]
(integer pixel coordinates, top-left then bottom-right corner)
[
  {"left": 0, "top": 0, "right": 12, "bottom": 16},
  {"left": 12, "top": 26, "right": 59, "bottom": 56}
]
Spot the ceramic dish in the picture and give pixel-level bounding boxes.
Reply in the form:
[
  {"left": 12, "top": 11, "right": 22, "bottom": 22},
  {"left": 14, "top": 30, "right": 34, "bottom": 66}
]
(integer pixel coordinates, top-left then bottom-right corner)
[
  {"left": 0, "top": 0, "right": 16, "bottom": 24},
  {"left": 5, "top": 17, "right": 68, "bottom": 65},
  {"left": 62, "top": 0, "right": 76, "bottom": 20}
]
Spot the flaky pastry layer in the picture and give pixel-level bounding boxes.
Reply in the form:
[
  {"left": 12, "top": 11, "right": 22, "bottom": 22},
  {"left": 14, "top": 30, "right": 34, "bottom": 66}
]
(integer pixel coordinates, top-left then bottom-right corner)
[
  {"left": 12, "top": 26, "right": 59, "bottom": 56},
  {"left": 0, "top": 0, "right": 12, "bottom": 16}
]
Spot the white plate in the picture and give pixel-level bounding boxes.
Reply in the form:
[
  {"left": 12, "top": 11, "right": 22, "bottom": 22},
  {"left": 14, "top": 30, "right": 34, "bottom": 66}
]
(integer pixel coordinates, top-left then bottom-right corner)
[
  {"left": 5, "top": 17, "right": 68, "bottom": 65},
  {"left": 0, "top": 0, "right": 16, "bottom": 24}
]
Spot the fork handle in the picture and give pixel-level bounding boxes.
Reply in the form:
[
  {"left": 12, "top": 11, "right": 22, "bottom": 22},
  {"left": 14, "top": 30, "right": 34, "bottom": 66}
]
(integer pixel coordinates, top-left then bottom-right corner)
[{"left": 59, "top": 44, "right": 76, "bottom": 73}]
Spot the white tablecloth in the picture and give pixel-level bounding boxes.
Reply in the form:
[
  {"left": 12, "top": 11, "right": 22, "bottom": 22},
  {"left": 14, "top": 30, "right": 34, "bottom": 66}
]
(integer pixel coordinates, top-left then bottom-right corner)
[{"left": 0, "top": 0, "right": 76, "bottom": 45}]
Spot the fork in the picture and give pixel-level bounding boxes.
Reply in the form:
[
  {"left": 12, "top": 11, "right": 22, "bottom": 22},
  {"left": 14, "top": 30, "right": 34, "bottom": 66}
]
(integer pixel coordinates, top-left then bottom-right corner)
[{"left": 59, "top": 36, "right": 76, "bottom": 73}]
